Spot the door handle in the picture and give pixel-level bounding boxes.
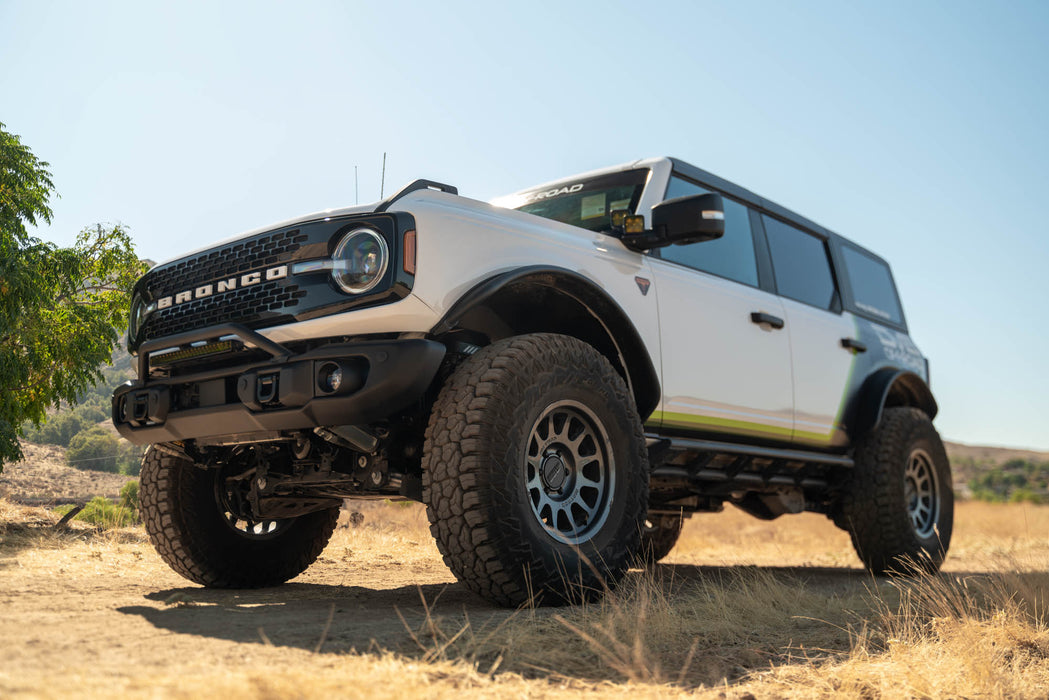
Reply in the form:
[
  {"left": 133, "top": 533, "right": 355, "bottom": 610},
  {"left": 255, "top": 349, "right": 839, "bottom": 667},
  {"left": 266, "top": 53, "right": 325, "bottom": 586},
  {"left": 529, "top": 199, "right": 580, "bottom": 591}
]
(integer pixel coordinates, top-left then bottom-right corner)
[
  {"left": 750, "top": 312, "right": 785, "bottom": 329},
  {"left": 841, "top": 338, "right": 867, "bottom": 353}
]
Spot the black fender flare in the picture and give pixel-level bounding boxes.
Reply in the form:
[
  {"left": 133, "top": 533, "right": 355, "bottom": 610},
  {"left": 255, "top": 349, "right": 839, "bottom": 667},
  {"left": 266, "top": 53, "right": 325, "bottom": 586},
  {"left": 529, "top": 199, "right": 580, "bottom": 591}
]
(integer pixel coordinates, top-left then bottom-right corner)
[
  {"left": 854, "top": 367, "right": 939, "bottom": 438},
  {"left": 431, "top": 265, "right": 661, "bottom": 418}
]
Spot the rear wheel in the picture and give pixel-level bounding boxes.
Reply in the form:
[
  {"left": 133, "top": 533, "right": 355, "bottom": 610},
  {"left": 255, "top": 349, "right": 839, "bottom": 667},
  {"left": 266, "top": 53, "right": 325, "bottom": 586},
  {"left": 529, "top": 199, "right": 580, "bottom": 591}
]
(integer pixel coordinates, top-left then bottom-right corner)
[
  {"left": 139, "top": 447, "right": 339, "bottom": 588},
  {"left": 422, "top": 334, "right": 649, "bottom": 606},
  {"left": 839, "top": 407, "right": 953, "bottom": 575}
]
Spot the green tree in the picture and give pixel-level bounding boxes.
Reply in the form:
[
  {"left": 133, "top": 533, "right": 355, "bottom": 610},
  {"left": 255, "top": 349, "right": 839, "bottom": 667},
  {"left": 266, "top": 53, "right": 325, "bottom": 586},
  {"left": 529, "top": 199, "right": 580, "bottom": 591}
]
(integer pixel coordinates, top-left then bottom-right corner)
[
  {"left": 23, "top": 410, "right": 89, "bottom": 447},
  {"left": 0, "top": 122, "right": 144, "bottom": 469},
  {"left": 66, "top": 426, "right": 120, "bottom": 473}
]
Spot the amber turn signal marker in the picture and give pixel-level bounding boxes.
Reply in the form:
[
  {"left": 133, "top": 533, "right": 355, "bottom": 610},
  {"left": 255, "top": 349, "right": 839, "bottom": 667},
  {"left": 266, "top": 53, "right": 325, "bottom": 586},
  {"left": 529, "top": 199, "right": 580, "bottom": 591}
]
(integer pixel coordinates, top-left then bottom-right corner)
[{"left": 403, "top": 230, "right": 416, "bottom": 275}]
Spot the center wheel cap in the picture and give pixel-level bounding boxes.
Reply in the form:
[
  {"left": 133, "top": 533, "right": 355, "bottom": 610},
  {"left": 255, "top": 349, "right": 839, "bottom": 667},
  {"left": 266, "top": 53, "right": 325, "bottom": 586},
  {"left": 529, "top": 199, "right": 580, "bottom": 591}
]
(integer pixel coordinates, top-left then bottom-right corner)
[{"left": 540, "top": 454, "right": 568, "bottom": 492}]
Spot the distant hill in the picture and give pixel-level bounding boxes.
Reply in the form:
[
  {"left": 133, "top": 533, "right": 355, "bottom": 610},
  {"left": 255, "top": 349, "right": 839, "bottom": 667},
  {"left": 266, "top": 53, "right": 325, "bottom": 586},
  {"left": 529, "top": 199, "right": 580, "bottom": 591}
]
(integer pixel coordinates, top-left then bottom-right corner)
[
  {"left": 0, "top": 442, "right": 131, "bottom": 505},
  {"left": 945, "top": 440, "right": 1049, "bottom": 484},
  {"left": 944, "top": 441, "right": 1049, "bottom": 465}
]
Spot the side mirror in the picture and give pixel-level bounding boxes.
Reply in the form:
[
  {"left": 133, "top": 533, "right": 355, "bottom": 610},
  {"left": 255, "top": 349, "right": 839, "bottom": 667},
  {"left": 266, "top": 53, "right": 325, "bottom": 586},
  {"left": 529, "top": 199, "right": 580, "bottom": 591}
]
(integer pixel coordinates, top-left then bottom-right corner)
[{"left": 651, "top": 193, "right": 725, "bottom": 245}]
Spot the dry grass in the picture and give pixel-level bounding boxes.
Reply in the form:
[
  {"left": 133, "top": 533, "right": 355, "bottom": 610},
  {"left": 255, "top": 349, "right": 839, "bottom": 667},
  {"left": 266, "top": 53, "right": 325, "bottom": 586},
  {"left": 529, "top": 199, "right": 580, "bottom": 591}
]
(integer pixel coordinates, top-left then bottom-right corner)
[
  {"left": 2, "top": 499, "right": 1048, "bottom": 698},
  {"left": 0, "top": 497, "right": 145, "bottom": 544},
  {"left": 396, "top": 560, "right": 1049, "bottom": 697},
  {"left": 352, "top": 501, "right": 1049, "bottom": 697}
]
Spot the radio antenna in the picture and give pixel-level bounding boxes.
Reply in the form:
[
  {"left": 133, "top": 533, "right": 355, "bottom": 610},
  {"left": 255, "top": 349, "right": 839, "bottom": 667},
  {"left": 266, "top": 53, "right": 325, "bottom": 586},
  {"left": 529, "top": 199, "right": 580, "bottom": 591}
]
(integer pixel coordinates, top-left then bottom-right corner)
[
  {"left": 355, "top": 165, "right": 359, "bottom": 205},
  {"left": 380, "top": 152, "right": 387, "bottom": 198}
]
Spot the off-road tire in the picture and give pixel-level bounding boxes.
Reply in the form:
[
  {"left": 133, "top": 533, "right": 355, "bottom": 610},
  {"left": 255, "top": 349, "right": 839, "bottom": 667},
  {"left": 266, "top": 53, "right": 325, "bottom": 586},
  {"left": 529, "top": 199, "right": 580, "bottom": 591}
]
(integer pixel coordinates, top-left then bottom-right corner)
[
  {"left": 838, "top": 407, "right": 953, "bottom": 575},
  {"left": 639, "top": 514, "right": 684, "bottom": 565},
  {"left": 139, "top": 447, "right": 340, "bottom": 588},
  {"left": 422, "top": 333, "right": 649, "bottom": 607}
]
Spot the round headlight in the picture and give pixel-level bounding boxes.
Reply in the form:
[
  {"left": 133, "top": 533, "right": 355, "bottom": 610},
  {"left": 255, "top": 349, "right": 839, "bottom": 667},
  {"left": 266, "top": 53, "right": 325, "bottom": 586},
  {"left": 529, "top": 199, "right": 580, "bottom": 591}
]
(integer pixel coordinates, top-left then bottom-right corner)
[
  {"left": 129, "top": 294, "right": 146, "bottom": 339},
  {"left": 332, "top": 228, "right": 388, "bottom": 294}
]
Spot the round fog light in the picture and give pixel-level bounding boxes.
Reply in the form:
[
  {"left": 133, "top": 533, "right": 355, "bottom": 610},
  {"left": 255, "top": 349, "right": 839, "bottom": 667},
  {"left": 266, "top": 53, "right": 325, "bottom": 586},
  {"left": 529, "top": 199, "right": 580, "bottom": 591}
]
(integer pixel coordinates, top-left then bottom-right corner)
[{"left": 318, "top": 363, "right": 344, "bottom": 394}]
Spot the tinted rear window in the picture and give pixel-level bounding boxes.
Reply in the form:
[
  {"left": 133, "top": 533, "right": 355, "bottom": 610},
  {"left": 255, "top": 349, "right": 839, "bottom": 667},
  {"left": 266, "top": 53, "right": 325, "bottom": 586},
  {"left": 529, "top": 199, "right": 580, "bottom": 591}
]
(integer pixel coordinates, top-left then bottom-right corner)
[
  {"left": 763, "top": 215, "right": 838, "bottom": 310},
  {"left": 841, "top": 244, "right": 903, "bottom": 324}
]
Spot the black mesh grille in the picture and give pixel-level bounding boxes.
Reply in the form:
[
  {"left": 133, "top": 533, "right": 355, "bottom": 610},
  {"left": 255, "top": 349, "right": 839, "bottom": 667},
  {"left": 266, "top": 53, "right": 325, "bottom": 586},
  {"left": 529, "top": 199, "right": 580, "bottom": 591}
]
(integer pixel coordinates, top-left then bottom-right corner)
[
  {"left": 139, "top": 281, "right": 308, "bottom": 341},
  {"left": 146, "top": 229, "right": 308, "bottom": 293},
  {"left": 130, "top": 212, "right": 412, "bottom": 352},
  {"left": 139, "top": 229, "right": 310, "bottom": 344}
]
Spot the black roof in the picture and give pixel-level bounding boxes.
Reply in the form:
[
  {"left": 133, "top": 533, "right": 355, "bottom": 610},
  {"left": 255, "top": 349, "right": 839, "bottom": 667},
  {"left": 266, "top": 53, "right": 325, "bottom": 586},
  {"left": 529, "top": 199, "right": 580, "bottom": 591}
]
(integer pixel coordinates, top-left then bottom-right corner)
[
  {"left": 669, "top": 157, "right": 840, "bottom": 244},
  {"left": 668, "top": 157, "right": 905, "bottom": 331}
]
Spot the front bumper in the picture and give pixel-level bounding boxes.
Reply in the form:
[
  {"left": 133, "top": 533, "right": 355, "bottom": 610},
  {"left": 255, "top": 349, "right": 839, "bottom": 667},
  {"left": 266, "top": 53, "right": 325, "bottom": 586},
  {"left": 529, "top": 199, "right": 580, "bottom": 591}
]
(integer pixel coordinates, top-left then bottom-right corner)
[{"left": 112, "top": 323, "right": 445, "bottom": 445}]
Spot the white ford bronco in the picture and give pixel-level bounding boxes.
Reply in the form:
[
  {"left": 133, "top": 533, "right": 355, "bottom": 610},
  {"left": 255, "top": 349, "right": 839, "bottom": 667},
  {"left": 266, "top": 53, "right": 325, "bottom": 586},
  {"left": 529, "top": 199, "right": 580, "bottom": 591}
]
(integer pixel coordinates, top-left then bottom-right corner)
[{"left": 114, "top": 157, "right": 952, "bottom": 605}]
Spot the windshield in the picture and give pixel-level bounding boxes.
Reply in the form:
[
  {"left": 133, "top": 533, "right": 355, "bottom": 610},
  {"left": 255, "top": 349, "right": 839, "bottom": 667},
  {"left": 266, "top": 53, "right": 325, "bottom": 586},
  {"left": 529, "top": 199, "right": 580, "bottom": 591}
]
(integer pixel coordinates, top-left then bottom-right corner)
[{"left": 500, "top": 168, "right": 650, "bottom": 233}]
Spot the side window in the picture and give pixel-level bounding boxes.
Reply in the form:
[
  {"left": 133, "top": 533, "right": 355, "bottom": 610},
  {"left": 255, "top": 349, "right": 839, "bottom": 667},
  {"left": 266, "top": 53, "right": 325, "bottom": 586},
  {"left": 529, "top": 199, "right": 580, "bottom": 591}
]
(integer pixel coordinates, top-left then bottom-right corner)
[
  {"left": 762, "top": 215, "right": 838, "bottom": 310},
  {"left": 658, "top": 176, "right": 758, "bottom": 287},
  {"left": 841, "top": 244, "right": 904, "bottom": 324}
]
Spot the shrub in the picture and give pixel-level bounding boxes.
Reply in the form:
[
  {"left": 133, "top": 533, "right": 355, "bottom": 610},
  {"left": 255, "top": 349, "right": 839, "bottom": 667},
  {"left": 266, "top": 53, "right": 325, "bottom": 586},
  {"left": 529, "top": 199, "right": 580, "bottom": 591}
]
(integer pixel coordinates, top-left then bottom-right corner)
[
  {"left": 55, "top": 495, "right": 138, "bottom": 528},
  {"left": 119, "top": 479, "right": 139, "bottom": 516},
  {"left": 969, "top": 459, "right": 1049, "bottom": 504}
]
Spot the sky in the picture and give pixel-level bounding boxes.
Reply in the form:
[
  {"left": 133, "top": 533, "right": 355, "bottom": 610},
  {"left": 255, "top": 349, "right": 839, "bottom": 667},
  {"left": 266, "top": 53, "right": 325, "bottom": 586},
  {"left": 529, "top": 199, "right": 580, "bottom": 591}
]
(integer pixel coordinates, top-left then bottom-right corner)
[{"left": 2, "top": 0, "right": 1047, "bottom": 450}]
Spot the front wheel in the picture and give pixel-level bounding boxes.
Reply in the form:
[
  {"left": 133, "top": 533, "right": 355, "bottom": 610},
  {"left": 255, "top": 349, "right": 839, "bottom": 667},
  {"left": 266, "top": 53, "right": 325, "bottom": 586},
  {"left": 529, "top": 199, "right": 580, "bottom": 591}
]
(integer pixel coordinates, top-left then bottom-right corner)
[
  {"left": 139, "top": 448, "right": 339, "bottom": 587},
  {"left": 838, "top": 407, "right": 953, "bottom": 575},
  {"left": 422, "top": 334, "right": 649, "bottom": 606}
]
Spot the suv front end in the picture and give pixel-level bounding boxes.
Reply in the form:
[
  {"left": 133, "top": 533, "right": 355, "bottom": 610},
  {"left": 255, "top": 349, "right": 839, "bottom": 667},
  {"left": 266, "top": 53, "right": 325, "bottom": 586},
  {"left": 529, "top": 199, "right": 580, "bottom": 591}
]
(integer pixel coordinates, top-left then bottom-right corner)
[{"left": 113, "top": 210, "right": 444, "bottom": 446}]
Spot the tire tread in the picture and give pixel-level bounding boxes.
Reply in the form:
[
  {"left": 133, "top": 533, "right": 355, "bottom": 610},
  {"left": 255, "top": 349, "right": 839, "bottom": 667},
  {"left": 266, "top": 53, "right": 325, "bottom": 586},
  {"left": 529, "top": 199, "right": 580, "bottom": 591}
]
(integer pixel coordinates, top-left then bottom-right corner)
[
  {"left": 140, "top": 448, "right": 339, "bottom": 588},
  {"left": 839, "top": 407, "right": 953, "bottom": 574},
  {"left": 422, "top": 333, "right": 648, "bottom": 606}
]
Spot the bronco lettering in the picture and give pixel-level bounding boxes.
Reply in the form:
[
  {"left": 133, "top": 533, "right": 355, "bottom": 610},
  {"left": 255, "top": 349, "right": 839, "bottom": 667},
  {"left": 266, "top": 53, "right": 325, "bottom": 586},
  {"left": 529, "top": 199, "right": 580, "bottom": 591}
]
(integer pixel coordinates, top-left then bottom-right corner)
[{"left": 154, "top": 264, "right": 288, "bottom": 310}]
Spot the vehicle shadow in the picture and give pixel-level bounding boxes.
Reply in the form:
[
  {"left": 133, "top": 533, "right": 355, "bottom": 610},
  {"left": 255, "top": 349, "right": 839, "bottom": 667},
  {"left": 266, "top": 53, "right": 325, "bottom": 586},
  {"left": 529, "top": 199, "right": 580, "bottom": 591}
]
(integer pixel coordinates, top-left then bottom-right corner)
[
  {"left": 657, "top": 562, "right": 880, "bottom": 592},
  {"left": 117, "top": 561, "right": 1031, "bottom": 688},
  {"left": 119, "top": 579, "right": 517, "bottom": 655},
  {"left": 116, "top": 563, "right": 876, "bottom": 675}
]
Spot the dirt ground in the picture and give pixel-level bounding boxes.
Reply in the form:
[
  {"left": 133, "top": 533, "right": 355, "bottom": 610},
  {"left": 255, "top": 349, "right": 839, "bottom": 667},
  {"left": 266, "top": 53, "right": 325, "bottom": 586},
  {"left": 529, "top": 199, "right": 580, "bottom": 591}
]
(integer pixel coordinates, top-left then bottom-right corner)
[
  {"left": 1, "top": 496, "right": 1047, "bottom": 698},
  {"left": 0, "top": 501, "right": 461, "bottom": 695}
]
